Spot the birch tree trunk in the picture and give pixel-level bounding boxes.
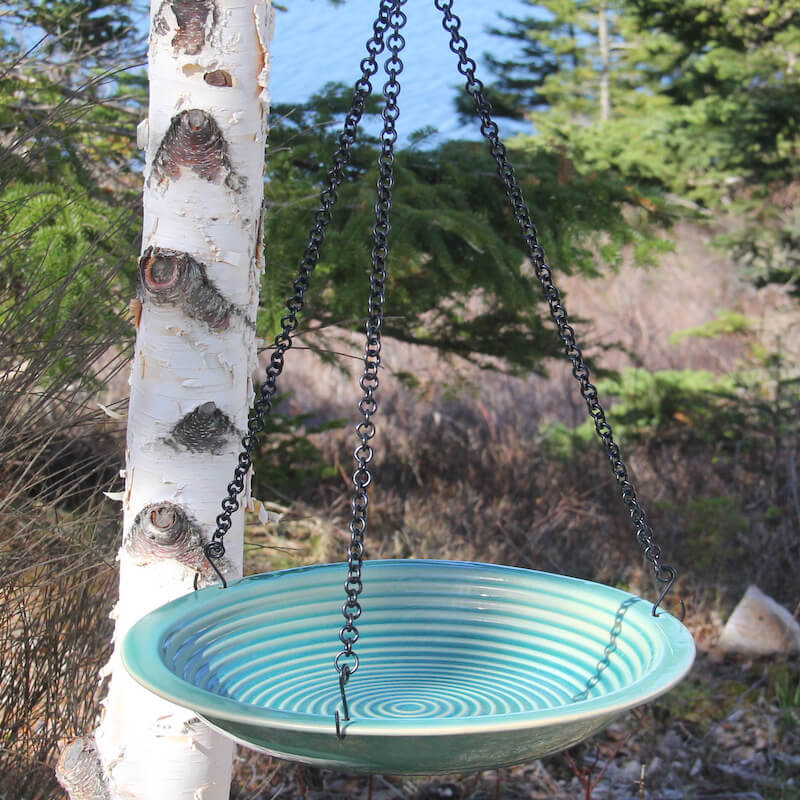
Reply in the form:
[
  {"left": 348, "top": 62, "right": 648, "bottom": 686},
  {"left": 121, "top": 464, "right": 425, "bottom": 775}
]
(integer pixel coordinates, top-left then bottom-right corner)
[{"left": 56, "top": 1, "right": 273, "bottom": 797}]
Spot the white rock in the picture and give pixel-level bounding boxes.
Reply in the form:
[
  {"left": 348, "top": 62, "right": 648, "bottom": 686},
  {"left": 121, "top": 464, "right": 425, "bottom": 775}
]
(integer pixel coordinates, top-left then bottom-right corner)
[{"left": 718, "top": 585, "right": 800, "bottom": 655}]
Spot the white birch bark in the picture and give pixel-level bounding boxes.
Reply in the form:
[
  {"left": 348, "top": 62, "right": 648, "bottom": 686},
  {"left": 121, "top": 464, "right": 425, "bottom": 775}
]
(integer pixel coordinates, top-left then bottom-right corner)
[{"left": 57, "top": 1, "right": 273, "bottom": 798}]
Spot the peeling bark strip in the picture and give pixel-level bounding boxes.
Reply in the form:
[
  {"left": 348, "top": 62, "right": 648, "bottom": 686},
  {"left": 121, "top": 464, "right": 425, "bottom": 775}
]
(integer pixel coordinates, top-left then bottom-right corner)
[
  {"left": 168, "top": 401, "right": 238, "bottom": 453},
  {"left": 56, "top": 738, "right": 111, "bottom": 800},
  {"left": 128, "top": 297, "right": 143, "bottom": 328},
  {"left": 139, "top": 246, "right": 237, "bottom": 330},
  {"left": 150, "top": 109, "right": 245, "bottom": 191},
  {"left": 154, "top": 0, "right": 217, "bottom": 55}
]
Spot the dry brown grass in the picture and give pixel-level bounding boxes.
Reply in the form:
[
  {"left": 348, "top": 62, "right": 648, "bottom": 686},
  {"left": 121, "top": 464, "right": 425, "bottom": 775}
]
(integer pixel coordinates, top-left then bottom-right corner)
[
  {"left": 0, "top": 249, "right": 128, "bottom": 798},
  {"left": 271, "top": 223, "right": 799, "bottom": 606}
]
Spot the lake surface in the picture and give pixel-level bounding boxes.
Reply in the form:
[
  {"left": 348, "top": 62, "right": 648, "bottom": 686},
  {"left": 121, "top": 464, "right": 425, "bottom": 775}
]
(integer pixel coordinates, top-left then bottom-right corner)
[{"left": 269, "top": 0, "right": 533, "bottom": 146}]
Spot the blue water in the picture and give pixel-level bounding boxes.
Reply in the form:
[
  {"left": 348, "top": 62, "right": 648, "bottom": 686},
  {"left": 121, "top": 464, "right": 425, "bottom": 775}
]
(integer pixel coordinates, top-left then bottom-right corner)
[
  {"left": 270, "top": 0, "right": 532, "bottom": 146},
  {"left": 10, "top": 0, "right": 531, "bottom": 145}
]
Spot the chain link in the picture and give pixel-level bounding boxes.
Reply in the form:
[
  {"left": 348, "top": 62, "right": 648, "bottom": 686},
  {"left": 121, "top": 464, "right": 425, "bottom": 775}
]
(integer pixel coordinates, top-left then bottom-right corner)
[
  {"left": 434, "top": 0, "right": 677, "bottom": 614},
  {"left": 202, "top": 0, "right": 401, "bottom": 587},
  {"left": 336, "top": 0, "right": 407, "bottom": 683}
]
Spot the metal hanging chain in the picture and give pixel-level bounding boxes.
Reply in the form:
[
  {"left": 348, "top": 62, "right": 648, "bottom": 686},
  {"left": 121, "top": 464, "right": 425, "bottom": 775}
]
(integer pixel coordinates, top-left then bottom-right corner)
[
  {"left": 334, "top": 0, "right": 407, "bottom": 736},
  {"left": 201, "top": 0, "right": 403, "bottom": 588},
  {"left": 433, "top": 0, "right": 680, "bottom": 618}
]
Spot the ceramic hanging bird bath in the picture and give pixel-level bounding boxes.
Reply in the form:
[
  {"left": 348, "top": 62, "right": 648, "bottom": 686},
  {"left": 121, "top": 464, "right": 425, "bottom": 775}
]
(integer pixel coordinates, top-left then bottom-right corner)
[
  {"left": 124, "top": 0, "right": 696, "bottom": 775},
  {"left": 123, "top": 559, "right": 695, "bottom": 774}
]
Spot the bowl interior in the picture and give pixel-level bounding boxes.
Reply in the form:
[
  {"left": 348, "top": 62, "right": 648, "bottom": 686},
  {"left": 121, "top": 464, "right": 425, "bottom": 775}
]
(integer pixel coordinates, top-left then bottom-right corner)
[{"left": 124, "top": 560, "right": 695, "bottom": 733}]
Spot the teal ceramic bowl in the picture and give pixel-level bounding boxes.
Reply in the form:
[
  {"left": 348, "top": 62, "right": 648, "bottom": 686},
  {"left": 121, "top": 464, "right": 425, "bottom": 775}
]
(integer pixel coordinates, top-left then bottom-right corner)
[{"left": 122, "top": 559, "right": 695, "bottom": 774}]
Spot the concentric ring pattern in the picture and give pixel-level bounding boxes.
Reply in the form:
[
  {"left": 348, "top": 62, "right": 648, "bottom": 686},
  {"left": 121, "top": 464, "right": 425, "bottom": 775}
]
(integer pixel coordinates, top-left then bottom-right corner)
[{"left": 123, "top": 560, "right": 695, "bottom": 773}]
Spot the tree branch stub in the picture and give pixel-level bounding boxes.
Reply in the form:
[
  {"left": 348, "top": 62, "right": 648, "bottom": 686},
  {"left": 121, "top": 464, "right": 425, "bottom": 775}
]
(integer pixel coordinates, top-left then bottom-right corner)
[
  {"left": 125, "top": 501, "right": 234, "bottom": 579},
  {"left": 150, "top": 109, "right": 245, "bottom": 191},
  {"left": 168, "top": 401, "right": 239, "bottom": 454},
  {"left": 204, "top": 70, "right": 233, "bottom": 87},
  {"left": 138, "top": 246, "right": 238, "bottom": 331},
  {"left": 154, "top": 0, "right": 217, "bottom": 55}
]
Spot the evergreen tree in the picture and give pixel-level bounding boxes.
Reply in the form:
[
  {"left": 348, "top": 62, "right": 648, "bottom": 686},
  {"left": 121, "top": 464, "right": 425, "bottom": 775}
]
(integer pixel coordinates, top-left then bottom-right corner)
[
  {"left": 628, "top": 0, "right": 800, "bottom": 295},
  {"left": 482, "top": 0, "right": 675, "bottom": 129},
  {"left": 485, "top": 0, "right": 800, "bottom": 296},
  {"left": 6, "top": 0, "right": 138, "bottom": 54}
]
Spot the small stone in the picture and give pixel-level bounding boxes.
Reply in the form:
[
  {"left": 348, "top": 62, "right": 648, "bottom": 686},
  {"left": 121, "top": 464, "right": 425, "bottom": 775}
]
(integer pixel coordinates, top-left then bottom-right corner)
[
  {"left": 718, "top": 585, "right": 800, "bottom": 655},
  {"left": 619, "top": 759, "right": 643, "bottom": 780},
  {"left": 732, "top": 746, "right": 756, "bottom": 761},
  {"left": 660, "top": 729, "right": 683, "bottom": 753},
  {"left": 648, "top": 756, "right": 663, "bottom": 775},
  {"left": 417, "top": 782, "right": 462, "bottom": 800}
]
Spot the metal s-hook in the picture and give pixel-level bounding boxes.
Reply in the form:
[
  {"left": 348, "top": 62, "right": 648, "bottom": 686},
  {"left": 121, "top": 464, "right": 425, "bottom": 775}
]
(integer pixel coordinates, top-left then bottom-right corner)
[
  {"left": 203, "top": 541, "right": 228, "bottom": 589},
  {"left": 335, "top": 666, "right": 351, "bottom": 740},
  {"left": 652, "top": 565, "right": 685, "bottom": 621},
  {"left": 194, "top": 542, "right": 227, "bottom": 590}
]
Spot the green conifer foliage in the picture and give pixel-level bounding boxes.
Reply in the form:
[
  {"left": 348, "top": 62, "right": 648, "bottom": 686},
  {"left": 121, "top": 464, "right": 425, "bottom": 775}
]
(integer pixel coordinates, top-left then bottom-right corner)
[
  {"left": 7, "top": 0, "right": 137, "bottom": 53},
  {"left": 629, "top": 0, "right": 800, "bottom": 295},
  {"left": 482, "top": 0, "right": 677, "bottom": 127},
  {"left": 261, "top": 84, "right": 670, "bottom": 373},
  {"left": 487, "top": 0, "right": 800, "bottom": 296},
  {"left": 0, "top": 2, "right": 145, "bottom": 380}
]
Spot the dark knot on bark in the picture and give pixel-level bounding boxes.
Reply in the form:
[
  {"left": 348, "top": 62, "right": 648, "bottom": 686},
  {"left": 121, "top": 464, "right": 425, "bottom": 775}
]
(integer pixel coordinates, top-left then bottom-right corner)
[
  {"left": 138, "top": 246, "right": 236, "bottom": 331},
  {"left": 204, "top": 70, "right": 233, "bottom": 87},
  {"left": 168, "top": 401, "right": 238, "bottom": 454},
  {"left": 125, "top": 502, "right": 234, "bottom": 580},
  {"left": 154, "top": 0, "right": 217, "bottom": 55},
  {"left": 150, "top": 109, "right": 245, "bottom": 191}
]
